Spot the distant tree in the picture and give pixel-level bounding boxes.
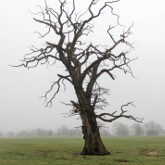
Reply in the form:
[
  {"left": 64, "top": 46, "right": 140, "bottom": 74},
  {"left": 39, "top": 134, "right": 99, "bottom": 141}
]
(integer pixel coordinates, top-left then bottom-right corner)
[
  {"left": 17, "top": 130, "right": 29, "bottom": 137},
  {"left": 144, "top": 121, "right": 163, "bottom": 136},
  {"left": 6, "top": 131, "right": 15, "bottom": 137},
  {"left": 100, "top": 128, "right": 111, "bottom": 136},
  {"left": 131, "top": 123, "right": 144, "bottom": 136},
  {"left": 33, "top": 128, "right": 50, "bottom": 137},
  {"left": 161, "top": 129, "right": 165, "bottom": 135},
  {"left": 16, "top": 0, "right": 142, "bottom": 155},
  {"left": 113, "top": 122, "right": 130, "bottom": 136},
  {"left": 55, "top": 125, "right": 82, "bottom": 136},
  {"left": 0, "top": 131, "right": 3, "bottom": 137},
  {"left": 55, "top": 125, "right": 70, "bottom": 136},
  {"left": 47, "top": 130, "right": 54, "bottom": 136},
  {"left": 69, "top": 128, "right": 82, "bottom": 136}
]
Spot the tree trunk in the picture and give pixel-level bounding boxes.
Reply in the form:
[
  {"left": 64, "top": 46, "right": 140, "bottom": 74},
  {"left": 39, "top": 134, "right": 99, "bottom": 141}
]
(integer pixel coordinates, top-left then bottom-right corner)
[
  {"left": 75, "top": 88, "right": 110, "bottom": 155},
  {"left": 80, "top": 109, "right": 110, "bottom": 155}
]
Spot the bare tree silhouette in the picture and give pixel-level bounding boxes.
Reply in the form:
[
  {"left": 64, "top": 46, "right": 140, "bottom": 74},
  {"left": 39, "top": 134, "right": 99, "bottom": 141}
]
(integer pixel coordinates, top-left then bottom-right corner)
[{"left": 15, "top": 0, "right": 142, "bottom": 155}]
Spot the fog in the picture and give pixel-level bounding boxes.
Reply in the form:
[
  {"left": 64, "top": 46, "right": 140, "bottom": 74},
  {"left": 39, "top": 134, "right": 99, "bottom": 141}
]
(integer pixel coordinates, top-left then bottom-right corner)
[
  {"left": 0, "top": 0, "right": 165, "bottom": 132},
  {"left": 1, "top": 121, "right": 164, "bottom": 137}
]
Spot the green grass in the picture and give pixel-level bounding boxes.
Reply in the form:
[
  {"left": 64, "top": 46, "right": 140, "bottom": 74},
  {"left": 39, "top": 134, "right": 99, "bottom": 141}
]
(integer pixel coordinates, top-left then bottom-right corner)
[{"left": 0, "top": 137, "right": 165, "bottom": 164}]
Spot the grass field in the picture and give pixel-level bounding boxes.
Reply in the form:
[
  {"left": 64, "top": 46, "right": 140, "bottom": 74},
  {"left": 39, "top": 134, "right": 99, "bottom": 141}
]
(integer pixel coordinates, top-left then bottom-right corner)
[{"left": 0, "top": 137, "right": 165, "bottom": 165}]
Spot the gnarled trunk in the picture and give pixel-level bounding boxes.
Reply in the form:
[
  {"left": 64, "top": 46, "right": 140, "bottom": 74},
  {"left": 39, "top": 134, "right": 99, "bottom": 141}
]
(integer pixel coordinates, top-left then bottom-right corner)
[
  {"left": 75, "top": 88, "right": 110, "bottom": 155},
  {"left": 80, "top": 108, "right": 110, "bottom": 155}
]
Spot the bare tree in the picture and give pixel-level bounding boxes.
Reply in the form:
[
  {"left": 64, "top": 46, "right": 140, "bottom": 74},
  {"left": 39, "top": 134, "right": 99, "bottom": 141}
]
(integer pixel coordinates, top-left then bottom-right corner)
[{"left": 15, "top": 0, "right": 142, "bottom": 155}]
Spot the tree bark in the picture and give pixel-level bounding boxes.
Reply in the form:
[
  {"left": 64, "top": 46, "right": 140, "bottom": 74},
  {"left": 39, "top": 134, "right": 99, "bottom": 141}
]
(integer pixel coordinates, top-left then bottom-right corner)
[
  {"left": 80, "top": 109, "right": 110, "bottom": 155},
  {"left": 74, "top": 87, "right": 110, "bottom": 155}
]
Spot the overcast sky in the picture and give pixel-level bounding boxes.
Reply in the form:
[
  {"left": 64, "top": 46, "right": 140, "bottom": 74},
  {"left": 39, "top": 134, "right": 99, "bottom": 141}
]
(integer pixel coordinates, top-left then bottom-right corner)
[{"left": 0, "top": 0, "right": 165, "bottom": 132}]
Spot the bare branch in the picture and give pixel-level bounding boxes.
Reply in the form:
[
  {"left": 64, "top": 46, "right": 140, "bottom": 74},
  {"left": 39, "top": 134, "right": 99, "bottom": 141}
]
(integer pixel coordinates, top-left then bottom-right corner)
[
  {"left": 42, "top": 74, "right": 72, "bottom": 107},
  {"left": 96, "top": 102, "right": 143, "bottom": 123}
]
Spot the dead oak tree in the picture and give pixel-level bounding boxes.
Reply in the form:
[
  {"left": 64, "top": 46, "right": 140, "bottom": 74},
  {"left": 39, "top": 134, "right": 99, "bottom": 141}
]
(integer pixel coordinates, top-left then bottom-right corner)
[{"left": 16, "top": 0, "right": 142, "bottom": 155}]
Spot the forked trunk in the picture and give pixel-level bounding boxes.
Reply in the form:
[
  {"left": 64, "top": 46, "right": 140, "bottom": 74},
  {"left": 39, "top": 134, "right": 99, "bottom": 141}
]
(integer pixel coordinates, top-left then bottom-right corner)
[{"left": 80, "top": 109, "right": 110, "bottom": 155}]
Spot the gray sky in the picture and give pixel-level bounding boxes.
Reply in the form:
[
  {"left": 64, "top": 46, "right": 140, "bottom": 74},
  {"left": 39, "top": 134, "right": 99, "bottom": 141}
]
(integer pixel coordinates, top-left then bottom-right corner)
[{"left": 0, "top": 0, "right": 165, "bottom": 132}]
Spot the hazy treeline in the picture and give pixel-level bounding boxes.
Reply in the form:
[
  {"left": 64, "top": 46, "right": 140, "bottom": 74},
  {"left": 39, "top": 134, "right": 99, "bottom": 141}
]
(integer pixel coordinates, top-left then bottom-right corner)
[
  {"left": 0, "top": 126, "right": 82, "bottom": 138},
  {"left": 112, "top": 121, "right": 164, "bottom": 136},
  {"left": 0, "top": 121, "right": 164, "bottom": 137}
]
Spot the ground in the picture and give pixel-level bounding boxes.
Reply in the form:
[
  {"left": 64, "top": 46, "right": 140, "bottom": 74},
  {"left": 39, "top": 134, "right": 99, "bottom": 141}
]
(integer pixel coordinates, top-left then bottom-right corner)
[{"left": 0, "top": 137, "right": 165, "bottom": 164}]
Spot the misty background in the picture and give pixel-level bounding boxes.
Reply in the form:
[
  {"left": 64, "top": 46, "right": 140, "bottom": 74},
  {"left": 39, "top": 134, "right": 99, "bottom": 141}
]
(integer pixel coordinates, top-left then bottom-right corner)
[
  {"left": 0, "top": 121, "right": 164, "bottom": 137},
  {"left": 0, "top": 0, "right": 165, "bottom": 133}
]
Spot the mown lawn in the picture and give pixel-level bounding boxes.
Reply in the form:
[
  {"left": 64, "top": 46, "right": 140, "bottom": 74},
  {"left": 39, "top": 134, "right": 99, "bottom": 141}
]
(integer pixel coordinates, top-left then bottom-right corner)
[{"left": 0, "top": 137, "right": 165, "bottom": 165}]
